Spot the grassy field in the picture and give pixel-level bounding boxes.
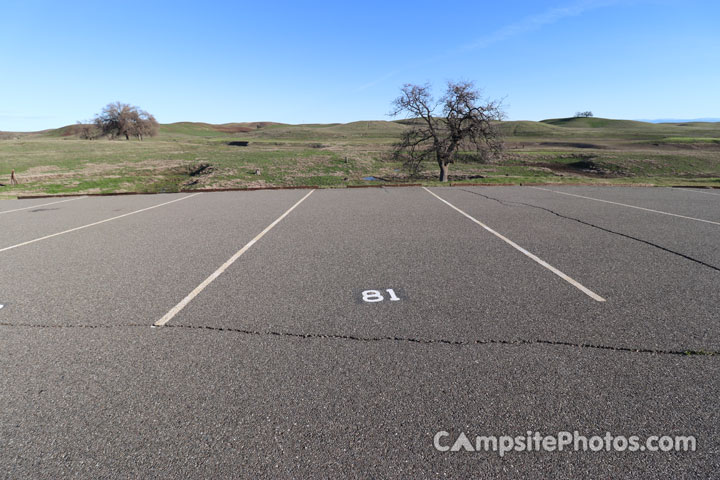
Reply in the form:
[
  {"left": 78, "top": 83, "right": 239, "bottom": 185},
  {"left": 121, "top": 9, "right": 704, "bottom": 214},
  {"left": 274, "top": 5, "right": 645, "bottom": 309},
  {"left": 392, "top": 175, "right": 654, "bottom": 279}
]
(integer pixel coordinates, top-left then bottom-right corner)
[{"left": 1, "top": 117, "right": 719, "bottom": 197}]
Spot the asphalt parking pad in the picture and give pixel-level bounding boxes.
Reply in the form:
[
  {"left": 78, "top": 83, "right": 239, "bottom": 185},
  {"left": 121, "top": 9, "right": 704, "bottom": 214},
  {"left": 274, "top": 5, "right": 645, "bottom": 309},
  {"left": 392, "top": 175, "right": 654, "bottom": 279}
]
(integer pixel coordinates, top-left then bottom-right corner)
[
  {"left": 163, "top": 188, "right": 711, "bottom": 353},
  {"left": 1, "top": 326, "right": 717, "bottom": 478},
  {"left": 1, "top": 187, "right": 719, "bottom": 477},
  {"left": 0, "top": 190, "right": 312, "bottom": 326},
  {"left": 428, "top": 186, "right": 720, "bottom": 352}
]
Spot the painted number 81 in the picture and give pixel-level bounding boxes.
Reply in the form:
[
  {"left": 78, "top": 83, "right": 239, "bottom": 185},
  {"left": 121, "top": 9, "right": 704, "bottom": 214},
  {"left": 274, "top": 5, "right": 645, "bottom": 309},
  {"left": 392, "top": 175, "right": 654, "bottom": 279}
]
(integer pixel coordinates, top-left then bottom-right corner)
[{"left": 362, "top": 289, "right": 400, "bottom": 303}]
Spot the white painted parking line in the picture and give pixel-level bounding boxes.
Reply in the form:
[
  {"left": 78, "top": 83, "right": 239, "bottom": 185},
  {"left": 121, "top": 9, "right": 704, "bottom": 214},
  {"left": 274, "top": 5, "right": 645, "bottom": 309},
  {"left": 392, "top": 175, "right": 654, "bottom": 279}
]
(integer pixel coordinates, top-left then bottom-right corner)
[
  {"left": 0, "top": 196, "right": 86, "bottom": 215},
  {"left": 0, "top": 193, "right": 201, "bottom": 254},
  {"left": 424, "top": 187, "right": 606, "bottom": 302},
  {"left": 675, "top": 188, "right": 720, "bottom": 197},
  {"left": 155, "top": 189, "right": 315, "bottom": 327},
  {"left": 532, "top": 187, "right": 720, "bottom": 226}
]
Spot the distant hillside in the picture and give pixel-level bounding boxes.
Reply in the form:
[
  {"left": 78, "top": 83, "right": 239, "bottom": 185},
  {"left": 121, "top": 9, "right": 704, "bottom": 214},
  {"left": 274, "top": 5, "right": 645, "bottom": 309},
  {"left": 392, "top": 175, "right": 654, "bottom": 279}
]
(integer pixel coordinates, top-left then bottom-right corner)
[
  {"left": 638, "top": 118, "right": 720, "bottom": 123},
  {"left": 160, "top": 122, "right": 287, "bottom": 137},
  {"left": 534, "top": 117, "right": 720, "bottom": 140},
  {"left": 541, "top": 117, "right": 649, "bottom": 129},
  {"left": 498, "top": 121, "right": 566, "bottom": 137},
  {"left": 16, "top": 116, "right": 720, "bottom": 143}
]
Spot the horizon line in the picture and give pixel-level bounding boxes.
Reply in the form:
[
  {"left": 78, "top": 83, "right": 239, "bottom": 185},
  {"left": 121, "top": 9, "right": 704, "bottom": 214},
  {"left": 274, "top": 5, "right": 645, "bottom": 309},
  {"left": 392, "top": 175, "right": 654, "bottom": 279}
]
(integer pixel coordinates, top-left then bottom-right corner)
[{"left": 3, "top": 116, "right": 720, "bottom": 133}]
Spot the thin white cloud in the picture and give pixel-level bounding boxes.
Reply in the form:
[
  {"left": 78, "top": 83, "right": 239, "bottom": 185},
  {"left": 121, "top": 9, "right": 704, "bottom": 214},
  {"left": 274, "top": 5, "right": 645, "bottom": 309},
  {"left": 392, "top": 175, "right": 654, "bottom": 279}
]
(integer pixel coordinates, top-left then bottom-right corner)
[
  {"left": 355, "top": 0, "right": 625, "bottom": 92},
  {"left": 462, "top": 0, "right": 622, "bottom": 51},
  {"left": 355, "top": 69, "right": 403, "bottom": 92}
]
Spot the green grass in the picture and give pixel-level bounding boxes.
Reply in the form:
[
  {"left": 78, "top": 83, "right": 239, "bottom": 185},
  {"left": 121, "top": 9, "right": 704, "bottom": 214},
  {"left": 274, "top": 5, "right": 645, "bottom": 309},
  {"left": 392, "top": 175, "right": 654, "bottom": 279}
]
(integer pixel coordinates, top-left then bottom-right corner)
[
  {"left": 1, "top": 117, "right": 719, "bottom": 196},
  {"left": 659, "top": 137, "right": 720, "bottom": 144}
]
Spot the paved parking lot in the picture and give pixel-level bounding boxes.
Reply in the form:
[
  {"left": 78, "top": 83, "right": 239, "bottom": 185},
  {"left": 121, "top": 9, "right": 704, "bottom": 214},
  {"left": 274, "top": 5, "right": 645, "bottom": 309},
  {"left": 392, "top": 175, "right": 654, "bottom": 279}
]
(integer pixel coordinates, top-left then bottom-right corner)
[{"left": 1, "top": 186, "right": 718, "bottom": 477}]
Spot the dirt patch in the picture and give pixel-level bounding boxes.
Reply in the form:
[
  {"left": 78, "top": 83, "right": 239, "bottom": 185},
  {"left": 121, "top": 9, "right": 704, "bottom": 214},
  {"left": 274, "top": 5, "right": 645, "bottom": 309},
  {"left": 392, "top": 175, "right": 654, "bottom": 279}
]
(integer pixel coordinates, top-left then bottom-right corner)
[
  {"left": 23, "top": 165, "right": 63, "bottom": 175},
  {"left": 398, "top": 172, "right": 486, "bottom": 181},
  {"left": 533, "top": 159, "right": 626, "bottom": 177},
  {"left": 200, "top": 178, "right": 271, "bottom": 189},
  {"left": 181, "top": 163, "right": 216, "bottom": 186},
  {"left": 12, "top": 165, "right": 67, "bottom": 182},
  {"left": 186, "top": 163, "right": 214, "bottom": 176},
  {"left": 292, "top": 171, "right": 347, "bottom": 179},
  {"left": 8, "top": 159, "right": 196, "bottom": 186}
]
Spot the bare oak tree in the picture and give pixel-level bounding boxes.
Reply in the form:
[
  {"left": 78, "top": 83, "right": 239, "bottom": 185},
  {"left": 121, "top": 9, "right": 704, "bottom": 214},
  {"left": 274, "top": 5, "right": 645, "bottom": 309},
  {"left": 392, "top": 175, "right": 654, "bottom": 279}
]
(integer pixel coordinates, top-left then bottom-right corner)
[
  {"left": 94, "top": 102, "right": 159, "bottom": 140},
  {"left": 390, "top": 81, "right": 504, "bottom": 182}
]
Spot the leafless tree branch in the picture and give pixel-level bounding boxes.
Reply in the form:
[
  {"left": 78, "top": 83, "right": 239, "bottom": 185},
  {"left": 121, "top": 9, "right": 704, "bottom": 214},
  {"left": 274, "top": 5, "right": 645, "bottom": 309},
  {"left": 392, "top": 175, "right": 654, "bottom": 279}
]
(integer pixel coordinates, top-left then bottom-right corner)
[{"left": 390, "top": 81, "right": 504, "bottom": 181}]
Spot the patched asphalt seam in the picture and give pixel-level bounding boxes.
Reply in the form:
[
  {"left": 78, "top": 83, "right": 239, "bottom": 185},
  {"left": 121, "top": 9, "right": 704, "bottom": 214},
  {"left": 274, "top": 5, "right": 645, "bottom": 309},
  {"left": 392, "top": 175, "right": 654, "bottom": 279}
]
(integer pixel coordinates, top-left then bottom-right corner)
[
  {"left": 0, "top": 322, "right": 716, "bottom": 356},
  {"left": 459, "top": 188, "right": 720, "bottom": 273},
  {"left": 0, "top": 322, "right": 148, "bottom": 329}
]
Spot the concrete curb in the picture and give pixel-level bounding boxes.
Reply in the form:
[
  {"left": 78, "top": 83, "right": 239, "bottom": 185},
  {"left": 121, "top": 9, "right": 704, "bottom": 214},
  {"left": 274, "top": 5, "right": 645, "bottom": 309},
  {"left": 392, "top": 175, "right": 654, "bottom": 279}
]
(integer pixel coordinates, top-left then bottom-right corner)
[{"left": 13, "top": 182, "right": 719, "bottom": 199}]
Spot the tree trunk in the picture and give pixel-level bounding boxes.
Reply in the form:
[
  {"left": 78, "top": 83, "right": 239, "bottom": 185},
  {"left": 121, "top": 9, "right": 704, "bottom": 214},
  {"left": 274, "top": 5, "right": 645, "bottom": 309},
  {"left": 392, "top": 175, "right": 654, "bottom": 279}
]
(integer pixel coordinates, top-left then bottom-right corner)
[{"left": 439, "top": 162, "right": 450, "bottom": 182}]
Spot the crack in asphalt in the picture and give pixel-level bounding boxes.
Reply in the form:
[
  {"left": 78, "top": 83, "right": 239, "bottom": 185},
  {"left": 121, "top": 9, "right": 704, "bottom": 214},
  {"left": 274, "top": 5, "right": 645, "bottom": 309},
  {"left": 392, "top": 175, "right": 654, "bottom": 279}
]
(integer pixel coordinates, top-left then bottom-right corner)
[
  {"left": 459, "top": 188, "right": 720, "bottom": 273},
  {"left": 0, "top": 321, "right": 716, "bottom": 356}
]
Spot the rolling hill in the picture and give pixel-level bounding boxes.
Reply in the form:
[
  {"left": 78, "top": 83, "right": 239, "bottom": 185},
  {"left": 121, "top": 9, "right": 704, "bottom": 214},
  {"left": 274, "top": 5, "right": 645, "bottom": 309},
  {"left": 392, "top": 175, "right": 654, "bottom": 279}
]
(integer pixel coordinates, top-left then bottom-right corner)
[
  {"left": 2, "top": 116, "right": 719, "bottom": 197},
  {"left": 26, "top": 117, "right": 720, "bottom": 143}
]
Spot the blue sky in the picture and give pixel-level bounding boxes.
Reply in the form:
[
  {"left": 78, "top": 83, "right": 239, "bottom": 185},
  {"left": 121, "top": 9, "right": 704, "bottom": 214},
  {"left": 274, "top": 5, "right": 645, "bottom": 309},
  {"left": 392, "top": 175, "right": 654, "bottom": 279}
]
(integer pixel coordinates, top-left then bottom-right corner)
[{"left": 1, "top": 0, "right": 718, "bottom": 130}]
